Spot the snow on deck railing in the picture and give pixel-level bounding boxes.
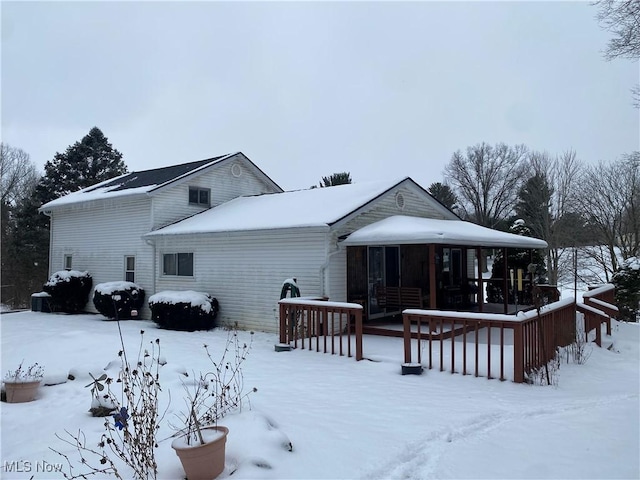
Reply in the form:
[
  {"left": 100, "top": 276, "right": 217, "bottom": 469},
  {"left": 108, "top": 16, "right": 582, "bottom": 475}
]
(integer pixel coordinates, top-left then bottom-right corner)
[
  {"left": 278, "top": 299, "right": 363, "bottom": 360},
  {"left": 403, "top": 297, "right": 575, "bottom": 324},
  {"left": 403, "top": 297, "right": 578, "bottom": 383},
  {"left": 582, "top": 283, "right": 615, "bottom": 298}
]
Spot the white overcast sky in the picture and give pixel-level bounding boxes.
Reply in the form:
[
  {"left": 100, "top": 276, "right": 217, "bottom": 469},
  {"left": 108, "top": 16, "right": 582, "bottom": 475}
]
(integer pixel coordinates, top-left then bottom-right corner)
[{"left": 2, "top": 1, "right": 638, "bottom": 191}]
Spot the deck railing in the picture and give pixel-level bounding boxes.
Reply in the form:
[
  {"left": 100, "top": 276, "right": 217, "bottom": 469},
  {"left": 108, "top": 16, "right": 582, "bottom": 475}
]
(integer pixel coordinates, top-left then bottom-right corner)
[
  {"left": 278, "top": 298, "right": 363, "bottom": 360},
  {"left": 403, "top": 298, "right": 578, "bottom": 383},
  {"left": 582, "top": 284, "right": 617, "bottom": 337}
]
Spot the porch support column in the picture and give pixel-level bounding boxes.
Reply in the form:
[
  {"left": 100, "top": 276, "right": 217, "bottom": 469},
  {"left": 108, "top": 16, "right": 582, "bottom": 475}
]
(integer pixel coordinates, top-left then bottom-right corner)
[
  {"left": 502, "top": 247, "right": 509, "bottom": 314},
  {"left": 477, "top": 247, "right": 484, "bottom": 313},
  {"left": 429, "top": 244, "right": 437, "bottom": 309}
]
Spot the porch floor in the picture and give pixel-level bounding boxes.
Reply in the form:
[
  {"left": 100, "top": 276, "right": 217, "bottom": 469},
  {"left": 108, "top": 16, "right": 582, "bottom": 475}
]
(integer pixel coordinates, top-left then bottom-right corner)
[{"left": 361, "top": 302, "right": 532, "bottom": 340}]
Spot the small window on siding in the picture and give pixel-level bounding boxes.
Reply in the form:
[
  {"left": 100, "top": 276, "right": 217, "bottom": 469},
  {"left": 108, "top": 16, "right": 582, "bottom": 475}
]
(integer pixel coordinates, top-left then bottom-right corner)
[
  {"left": 125, "top": 256, "right": 136, "bottom": 282},
  {"left": 188, "top": 187, "right": 210, "bottom": 207},
  {"left": 64, "top": 255, "right": 73, "bottom": 270},
  {"left": 163, "top": 253, "right": 194, "bottom": 277}
]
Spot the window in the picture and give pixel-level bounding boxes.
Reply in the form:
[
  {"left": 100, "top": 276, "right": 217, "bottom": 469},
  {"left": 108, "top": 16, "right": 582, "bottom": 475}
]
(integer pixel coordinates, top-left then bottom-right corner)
[
  {"left": 125, "top": 256, "right": 135, "bottom": 282},
  {"left": 163, "top": 253, "right": 194, "bottom": 276},
  {"left": 188, "top": 187, "right": 210, "bottom": 207},
  {"left": 64, "top": 255, "right": 73, "bottom": 270}
]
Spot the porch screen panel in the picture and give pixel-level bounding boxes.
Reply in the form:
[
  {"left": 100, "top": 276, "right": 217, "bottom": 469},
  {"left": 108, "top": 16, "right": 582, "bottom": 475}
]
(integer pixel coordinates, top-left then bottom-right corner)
[{"left": 347, "top": 246, "right": 367, "bottom": 300}]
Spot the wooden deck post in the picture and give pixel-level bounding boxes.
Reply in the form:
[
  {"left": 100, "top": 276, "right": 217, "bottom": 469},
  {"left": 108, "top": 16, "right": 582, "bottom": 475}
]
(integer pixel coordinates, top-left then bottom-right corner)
[
  {"left": 403, "top": 313, "right": 412, "bottom": 363},
  {"left": 429, "top": 245, "right": 437, "bottom": 309},
  {"left": 513, "top": 322, "right": 524, "bottom": 383},
  {"left": 355, "top": 309, "right": 363, "bottom": 361},
  {"left": 279, "top": 303, "right": 287, "bottom": 344}
]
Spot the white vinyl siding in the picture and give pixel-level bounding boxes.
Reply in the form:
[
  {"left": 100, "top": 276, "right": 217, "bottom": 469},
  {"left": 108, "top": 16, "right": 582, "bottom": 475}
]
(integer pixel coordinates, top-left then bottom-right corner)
[
  {"left": 48, "top": 196, "right": 154, "bottom": 317},
  {"left": 152, "top": 228, "right": 328, "bottom": 333},
  {"left": 151, "top": 158, "right": 281, "bottom": 230},
  {"left": 334, "top": 184, "right": 452, "bottom": 239}
]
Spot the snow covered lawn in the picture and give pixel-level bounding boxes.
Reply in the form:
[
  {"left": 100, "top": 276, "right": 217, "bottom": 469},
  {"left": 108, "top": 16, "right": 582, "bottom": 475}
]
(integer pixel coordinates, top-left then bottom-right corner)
[{"left": 1, "top": 311, "right": 638, "bottom": 479}]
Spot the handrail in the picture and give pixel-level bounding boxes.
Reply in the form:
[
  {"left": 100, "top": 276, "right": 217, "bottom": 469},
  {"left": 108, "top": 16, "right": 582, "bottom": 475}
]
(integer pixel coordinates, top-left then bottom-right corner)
[
  {"left": 403, "top": 298, "right": 577, "bottom": 383},
  {"left": 278, "top": 299, "right": 363, "bottom": 360}
]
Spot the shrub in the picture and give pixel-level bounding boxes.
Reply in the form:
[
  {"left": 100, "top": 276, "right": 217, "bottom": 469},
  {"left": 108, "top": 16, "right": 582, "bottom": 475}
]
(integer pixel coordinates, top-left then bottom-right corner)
[
  {"left": 612, "top": 257, "right": 640, "bottom": 322},
  {"left": 148, "top": 290, "right": 219, "bottom": 331},
  {"left": 93, "top": 281, "right": 146, "bottom": 320},
  {"left": 43, "top": 270, "right": 92, "bottom": 313}
]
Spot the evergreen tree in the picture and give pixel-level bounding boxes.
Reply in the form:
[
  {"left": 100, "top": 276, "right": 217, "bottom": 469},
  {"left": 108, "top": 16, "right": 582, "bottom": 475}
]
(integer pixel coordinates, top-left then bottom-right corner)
[
  {"left": 37, "top": 127, "right": 127, "bottom": 202},
  {"left": 515, "top": 173, "right": 552, "bottom": 241},
  {"left": 10, "top": 128, "right": 127, "bottom": 306},
  {"left": 428, "top": 182, "right": 458, "bottom": 211},
  {"left": 612, "top": 257, "right": 640, "bottom": 322},
  {"left": 318, "top": 172, "right": 352, "bottom": 188}
]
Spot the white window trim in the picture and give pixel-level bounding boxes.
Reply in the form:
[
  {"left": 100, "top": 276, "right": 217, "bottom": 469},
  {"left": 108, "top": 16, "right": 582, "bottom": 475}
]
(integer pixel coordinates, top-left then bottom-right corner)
[
  {"left": 125, "top": 255, "right": 136, "bottom": 282},
  {"left": 162, "top": 252, "right": 195, "bottom": 277},
  {"left": 188, "top": 186, "right": 211, "bottom": 207}
]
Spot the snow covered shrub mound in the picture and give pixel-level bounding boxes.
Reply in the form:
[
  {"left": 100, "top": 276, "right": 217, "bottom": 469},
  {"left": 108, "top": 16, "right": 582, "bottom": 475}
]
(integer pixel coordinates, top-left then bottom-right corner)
[
  {"left": 612, "top": 257, "right": 640, "bottom": 322},
  {"left": 148, "top": 290, "right": 219, "bottom": 331},
  {"left": 93, "top": 281, "right": 145, "bottom": 320},
  {"left": 43, "top": 270, "right": 92, "bottom": 313}
]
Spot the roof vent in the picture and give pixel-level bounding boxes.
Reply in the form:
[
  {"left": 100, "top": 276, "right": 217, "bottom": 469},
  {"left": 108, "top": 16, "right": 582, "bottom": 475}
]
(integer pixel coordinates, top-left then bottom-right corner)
[
  {"left": 395, "top": 192, "right": 405, "bottom": 210},
  {"left": 231, "top": 163, "right": 243, "bottom": 177}
]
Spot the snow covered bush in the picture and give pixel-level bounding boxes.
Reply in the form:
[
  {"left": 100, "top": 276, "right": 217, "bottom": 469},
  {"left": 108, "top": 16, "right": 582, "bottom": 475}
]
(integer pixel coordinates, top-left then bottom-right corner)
[
  {"left": 148, "top": 290, "right": 219, "bottom": 331},
  {"left": 93, "top": 281, "right": 145, "bottom": 320},
  {"left": 612, "top": 257, "right": 640, "bottom": 322},
  {"left": 43, "top": 270, "right": 92, "bottom": 313}
]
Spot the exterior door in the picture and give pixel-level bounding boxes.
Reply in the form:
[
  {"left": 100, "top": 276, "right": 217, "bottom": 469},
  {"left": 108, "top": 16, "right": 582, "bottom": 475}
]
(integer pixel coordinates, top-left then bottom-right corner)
[{"left": 368, "top": 246, "right": 400, "bottom": 318}]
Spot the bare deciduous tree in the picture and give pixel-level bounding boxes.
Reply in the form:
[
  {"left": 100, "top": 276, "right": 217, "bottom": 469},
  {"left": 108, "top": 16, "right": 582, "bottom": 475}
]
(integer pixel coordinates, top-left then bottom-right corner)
[
  {"left": 523, "top": 150, "right": 583, "bottom": 285},
  {"left": 0, "top": 143, "right": 38, "bottom": 206},
  {"left": 594, "top": 0, "right": 640, "bottom": 107},
  {"left": 444, "top": 142, "right": 527, "bottom": 228},
  {"left": 577, "top": 153, "right": 640, "bottom": 275},
  {"left": 595, "top": 0, "right": 640, "bottom": 60}
]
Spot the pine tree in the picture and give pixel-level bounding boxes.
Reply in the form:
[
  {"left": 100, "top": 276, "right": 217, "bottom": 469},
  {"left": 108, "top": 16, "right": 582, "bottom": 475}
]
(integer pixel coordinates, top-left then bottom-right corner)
[
  {"left": 318, "top": 172, "right": 352, "bottom": 188},
  {"left": 612, "top": 257, "right": 640, "bottom": 322},
  {"left": 10, "top": 128, "right": 127, "bottom": 306},
  {"left": 515, "top": 173, "right": 552, "bottom": 241},
  {"left": 37, "top": 127, "right": 127, "bottom": 202},
  {"left": 428, "top": 182, "right": 458, "bottom": 211}
]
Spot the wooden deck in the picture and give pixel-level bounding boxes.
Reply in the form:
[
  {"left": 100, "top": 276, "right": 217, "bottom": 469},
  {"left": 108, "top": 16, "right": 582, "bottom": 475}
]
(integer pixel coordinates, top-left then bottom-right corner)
[{"left": 363, "top": 317, "right": 474, "bottom": 340}]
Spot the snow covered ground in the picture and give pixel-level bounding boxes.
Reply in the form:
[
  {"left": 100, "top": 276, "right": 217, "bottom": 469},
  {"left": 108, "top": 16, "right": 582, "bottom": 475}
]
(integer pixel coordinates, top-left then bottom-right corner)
[{"left": 0, "top": 308, "right": 638, "bottom": 479}]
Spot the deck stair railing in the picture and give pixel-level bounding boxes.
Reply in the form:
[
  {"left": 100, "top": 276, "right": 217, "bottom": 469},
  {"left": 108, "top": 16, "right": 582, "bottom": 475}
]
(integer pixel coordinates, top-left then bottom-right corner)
[
  {"left": 581, "top": 284, "right": 617, "bottom": 342},
  {"left": 403, "top": 297, "right": 579, "bottom": 383},
  {"left": 278, "top": 298, "right": 363, "bottom": 360}
]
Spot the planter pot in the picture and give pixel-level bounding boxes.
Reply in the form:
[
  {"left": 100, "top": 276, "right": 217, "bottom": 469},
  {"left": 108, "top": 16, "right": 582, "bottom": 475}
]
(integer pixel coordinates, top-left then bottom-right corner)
[
  {"left": 172, "top": 426, "right": 228, "bottom": 480},
  {"left": 3, "top": 380, "right": 41, "bottom": 403}
]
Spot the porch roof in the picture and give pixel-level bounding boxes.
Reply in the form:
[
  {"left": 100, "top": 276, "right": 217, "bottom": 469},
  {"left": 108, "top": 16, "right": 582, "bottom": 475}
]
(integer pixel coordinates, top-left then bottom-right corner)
[{"left": 342, "top": 215, "right": 548, "bottom": 249}]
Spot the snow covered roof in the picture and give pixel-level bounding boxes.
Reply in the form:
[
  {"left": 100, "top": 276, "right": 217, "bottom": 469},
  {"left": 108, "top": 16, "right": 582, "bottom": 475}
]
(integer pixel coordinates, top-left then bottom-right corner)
[
  {"left": 342, "top": 215, "right": 548, "bottom": 249},
  {"left": 146, "top": 178, "right": 417, "bottom": 236},
  {"left": 39, "top": 152, "right": 281, "bottom": 210}
]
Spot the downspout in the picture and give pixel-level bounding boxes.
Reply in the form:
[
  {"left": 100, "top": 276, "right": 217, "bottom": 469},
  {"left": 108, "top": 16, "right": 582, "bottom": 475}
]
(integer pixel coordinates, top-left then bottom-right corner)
[
  {"left": 145, "top": 193, "right": 157, "bottom": 299},
  {"left": 320, "top": 231, "right": 343, "bottom": 299},
  {"left": 145, "top": 237, "right": 157, "bottom": 298}
]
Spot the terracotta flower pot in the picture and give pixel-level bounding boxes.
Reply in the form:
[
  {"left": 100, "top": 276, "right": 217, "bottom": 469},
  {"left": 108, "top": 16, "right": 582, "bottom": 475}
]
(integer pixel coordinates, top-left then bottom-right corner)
[
  {"left": 172, "top": 426, "right": 228, "bottom": 480},
  {"left": 3, "top": 380, "right": 41, "bottom": 403}
]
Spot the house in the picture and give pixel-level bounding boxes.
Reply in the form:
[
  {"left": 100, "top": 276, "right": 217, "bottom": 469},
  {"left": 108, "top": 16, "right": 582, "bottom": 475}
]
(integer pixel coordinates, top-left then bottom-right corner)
[{"left": 40, "top": 152, "right": 547, "bottom": 333}]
